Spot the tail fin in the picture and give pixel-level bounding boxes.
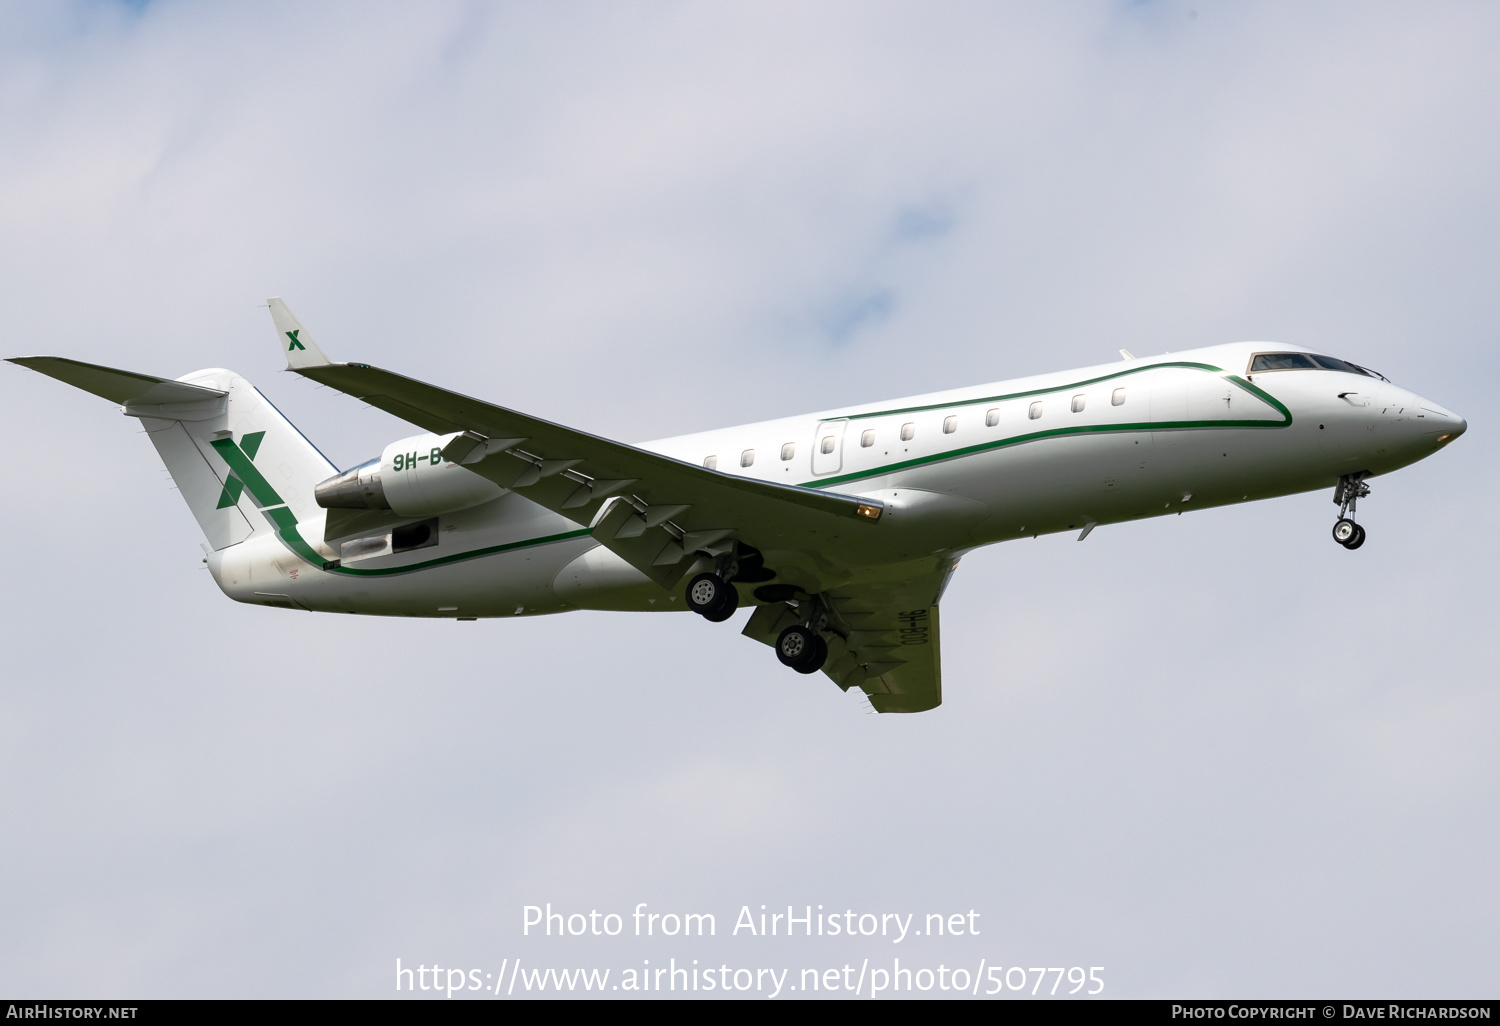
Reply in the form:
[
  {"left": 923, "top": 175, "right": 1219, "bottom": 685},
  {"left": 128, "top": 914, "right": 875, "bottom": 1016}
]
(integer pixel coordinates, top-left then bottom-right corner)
[{"left": 7, "top": 356, "right": 336, "bottom": 551}]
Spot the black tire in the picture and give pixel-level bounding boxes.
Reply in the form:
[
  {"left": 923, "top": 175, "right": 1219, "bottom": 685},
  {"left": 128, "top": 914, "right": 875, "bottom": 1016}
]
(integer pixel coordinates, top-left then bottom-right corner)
[
  {"left": 1345, "top": 524, "right": 1366, "bottom": 550},
  {"left": 685, "top": 573, "right": 729, "bottom": 616},
  {"left": 701, "top": 582, "right": 740, "bottom": 622},
  {"left": 1332, "top": 518, "right": 1358, "bottom": 545},
  {"left": 776, "top": 625, "right": 817, "bottom": 668},
  {"left": 793, "top": 635, "right": 829, "bottom": 675}
]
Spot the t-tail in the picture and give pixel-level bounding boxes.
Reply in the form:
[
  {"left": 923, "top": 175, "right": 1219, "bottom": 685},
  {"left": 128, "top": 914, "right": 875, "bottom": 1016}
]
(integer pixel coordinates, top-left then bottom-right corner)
[{"left": 6, "top": 354, "right": 338, "bottom": 583}]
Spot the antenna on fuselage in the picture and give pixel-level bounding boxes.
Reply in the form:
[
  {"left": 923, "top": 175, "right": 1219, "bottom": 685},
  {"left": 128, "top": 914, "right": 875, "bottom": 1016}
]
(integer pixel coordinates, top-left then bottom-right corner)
[{"left": 1118, "top": 349, "right": 1135, "bottom": 360}]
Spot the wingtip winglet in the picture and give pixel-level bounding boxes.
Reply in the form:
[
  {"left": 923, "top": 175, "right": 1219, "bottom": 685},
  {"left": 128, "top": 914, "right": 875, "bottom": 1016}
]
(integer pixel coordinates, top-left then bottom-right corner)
[{"left": 268, "top": 297, "right": 334, "bottom": 370}]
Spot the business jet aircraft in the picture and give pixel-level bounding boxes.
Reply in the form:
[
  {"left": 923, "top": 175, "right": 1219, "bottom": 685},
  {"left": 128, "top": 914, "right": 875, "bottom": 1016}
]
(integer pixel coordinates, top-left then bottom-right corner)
[{"left": 9, "top": 301, "right": 1465, "bottom": 712}]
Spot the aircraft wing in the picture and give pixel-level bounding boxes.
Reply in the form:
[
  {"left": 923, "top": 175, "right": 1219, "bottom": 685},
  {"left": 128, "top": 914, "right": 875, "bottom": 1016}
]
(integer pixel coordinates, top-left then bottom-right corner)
[
  {"left": 289, "top": 359, "right": 889, "bottom": 592},
  {"left": 741, "top": 558, "right": 953, "bottom": 712}
]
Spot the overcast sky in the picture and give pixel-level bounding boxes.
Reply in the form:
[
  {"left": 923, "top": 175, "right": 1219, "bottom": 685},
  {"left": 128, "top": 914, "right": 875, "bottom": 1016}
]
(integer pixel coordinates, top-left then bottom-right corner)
[{"left": 1, "top": 0, "right": 1497, "bottom": 999}]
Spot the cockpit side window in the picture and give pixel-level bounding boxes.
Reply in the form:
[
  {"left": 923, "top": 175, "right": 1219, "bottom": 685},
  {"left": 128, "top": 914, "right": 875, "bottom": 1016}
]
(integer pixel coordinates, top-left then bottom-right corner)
[
  {"left": 1312, "top": 355, "right": 1385, "bottom": 380},
  {"left": 1314, "top": 358, "right": 1374, "bottom": 378},
  {"left": 1249, "top": 352, "right": 1318, "bottom": 371}
]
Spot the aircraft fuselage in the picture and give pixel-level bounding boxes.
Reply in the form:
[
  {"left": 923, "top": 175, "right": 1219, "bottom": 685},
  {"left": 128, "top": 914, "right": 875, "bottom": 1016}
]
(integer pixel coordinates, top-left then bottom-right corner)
[{"left": 203, "top": 341, "right": 1464, "bottom": 618}]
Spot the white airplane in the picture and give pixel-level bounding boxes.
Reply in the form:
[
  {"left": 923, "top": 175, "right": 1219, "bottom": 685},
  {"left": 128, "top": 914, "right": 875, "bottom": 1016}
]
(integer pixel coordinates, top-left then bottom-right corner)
[{"left": 9, "top": 300, "right": 1466, "bottom": 712}]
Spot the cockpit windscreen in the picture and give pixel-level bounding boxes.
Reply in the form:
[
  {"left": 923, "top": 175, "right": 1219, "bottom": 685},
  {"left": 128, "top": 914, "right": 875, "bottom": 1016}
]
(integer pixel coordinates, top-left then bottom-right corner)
[{"left": 1248, "top": 352, "right": 1387, "bottom": 380}]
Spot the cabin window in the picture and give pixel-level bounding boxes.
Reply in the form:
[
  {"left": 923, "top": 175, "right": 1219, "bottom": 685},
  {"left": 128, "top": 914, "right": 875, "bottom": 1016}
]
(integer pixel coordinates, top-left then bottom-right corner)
[
  {"left": 780, "top": 442, "right": 796, "bottom": 461},
  {"left": 740, "top": 449, "right": 755, "bottom": 467},
  {"left": 860, "top": 429, "right": 875, "bottom": 447},
  {"left": 1112, "top": 388, "right": 1126, "bottom": 406},
  {"left": 1028, "top": 401, "right": 1043, "bottom": 420},
  {"left": 1071, "top": 394, "right": 1085, "bottom": 413},
  {"left": 820, "top": 435, "right": 836, "bottom": 454},
  {"left": 985, "top": 408, "right": 999, "bottom": 427},
  {"left": 703, "top": 455, "right": 717, "bottom": 470},
  {"left": 943, "top": 415, "right": 957, "bottom": 434},
  {"left": 900, "top": 422, "right": 915, "bottom": 441}
]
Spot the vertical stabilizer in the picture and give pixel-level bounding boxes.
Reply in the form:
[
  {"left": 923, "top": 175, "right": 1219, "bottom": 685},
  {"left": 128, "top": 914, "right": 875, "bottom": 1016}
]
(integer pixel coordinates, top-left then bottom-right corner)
[
  {"left": 6, "top": 356, "right": 337, "bottom": 552},
  {"left": 156, "top": 366, "right": 338, "bottom": 550}
]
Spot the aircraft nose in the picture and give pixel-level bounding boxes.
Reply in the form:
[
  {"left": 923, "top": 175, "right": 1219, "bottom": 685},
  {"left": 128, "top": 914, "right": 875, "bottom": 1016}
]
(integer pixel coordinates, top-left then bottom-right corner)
[{"left": 1412, "top": 396, "right": 1465, "bottom": 447}]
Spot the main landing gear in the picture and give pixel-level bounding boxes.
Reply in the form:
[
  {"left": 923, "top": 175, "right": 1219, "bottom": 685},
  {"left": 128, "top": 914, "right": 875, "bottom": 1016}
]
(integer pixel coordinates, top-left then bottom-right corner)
[
  {"left": 1331, "top": 473, "right": 1371, "bottom": 550},
  {"left": 775, "top": 624, "right": 828, "bottom": 675},
  {"left": 684, "top": 558, "right": 831, "bottom": 675},
  {"left": 685, "top": 571, "right": 739, "bottom": 622},
  {"left": 684, "top": 543, "right": 775, "bottom": 623}
]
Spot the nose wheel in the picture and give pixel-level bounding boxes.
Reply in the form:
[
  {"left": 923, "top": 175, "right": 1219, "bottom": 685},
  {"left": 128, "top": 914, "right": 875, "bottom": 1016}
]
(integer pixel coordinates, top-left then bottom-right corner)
[
  {"left": 1331, "top": 473, "right": 1371, "bottom": 549},
  {"left": 1332, "top": 518, "right": 1365, "bottom": 549}
]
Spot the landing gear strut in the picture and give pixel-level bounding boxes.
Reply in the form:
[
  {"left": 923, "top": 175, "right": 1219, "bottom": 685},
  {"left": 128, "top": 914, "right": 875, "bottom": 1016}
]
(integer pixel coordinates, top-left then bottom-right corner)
[{"left": 1332, "top": 473, "right": 1370, "bottom": 550}]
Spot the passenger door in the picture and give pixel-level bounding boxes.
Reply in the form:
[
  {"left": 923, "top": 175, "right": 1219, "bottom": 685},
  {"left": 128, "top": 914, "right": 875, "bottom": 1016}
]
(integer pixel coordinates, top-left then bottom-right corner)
[
  {"left": 1149, "top": 368, "right": 1190, "bottom": 444},
  {"left": 1150, "top": 366, "right": 1221, "bottom": 447},
  {"left": 811, "top": 419, "right": 848, "bottom": 475}
]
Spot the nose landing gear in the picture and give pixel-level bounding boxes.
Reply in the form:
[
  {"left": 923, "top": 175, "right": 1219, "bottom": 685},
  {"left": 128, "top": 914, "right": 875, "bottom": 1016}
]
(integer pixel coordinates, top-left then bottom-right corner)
[
  {"left": 1332, "top": 518, "right": 1365, "bottom": 549},
  {"left": 1332, "top": 473, "right": 1370, "bottom": 549}
]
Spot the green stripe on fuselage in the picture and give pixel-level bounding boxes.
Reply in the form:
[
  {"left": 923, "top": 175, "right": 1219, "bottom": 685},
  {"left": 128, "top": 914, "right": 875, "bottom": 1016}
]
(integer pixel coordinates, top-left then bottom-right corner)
[
  {"left": 256, "top": 363, "right": 1295, "bottom": 578},
  {"left": 316, "top": 528, "right": 593, "bottom": 577},
  {"left": 810, "top": 365, "right": 1291, "bottom": 489}
]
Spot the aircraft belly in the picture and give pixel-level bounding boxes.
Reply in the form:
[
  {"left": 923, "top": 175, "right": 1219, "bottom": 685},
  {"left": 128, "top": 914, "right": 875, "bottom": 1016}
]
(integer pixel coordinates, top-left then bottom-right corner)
[
  {"left": 212, "top": 528, "right": 597, "bottom": 618},
  {"left": 326, "top": 540, "right": 589, "bottom": 617},
  {"left": 552, "top": 544, "right": 674, "bottom": 612}
]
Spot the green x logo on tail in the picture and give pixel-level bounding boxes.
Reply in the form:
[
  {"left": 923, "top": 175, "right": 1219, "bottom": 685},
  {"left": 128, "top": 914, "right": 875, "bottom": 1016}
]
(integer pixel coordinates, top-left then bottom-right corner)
[{"left": 213, "top": 431, "right": 268, "bottom": 509}]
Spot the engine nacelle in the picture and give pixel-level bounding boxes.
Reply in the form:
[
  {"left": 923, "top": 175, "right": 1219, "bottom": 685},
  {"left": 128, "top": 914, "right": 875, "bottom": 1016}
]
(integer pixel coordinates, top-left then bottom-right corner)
[
  {"left": 381, "top": 432, "right": 507, "bottom": 516},
  {"left": 314, "top": 432, "right": 505, "bottom": 517}
]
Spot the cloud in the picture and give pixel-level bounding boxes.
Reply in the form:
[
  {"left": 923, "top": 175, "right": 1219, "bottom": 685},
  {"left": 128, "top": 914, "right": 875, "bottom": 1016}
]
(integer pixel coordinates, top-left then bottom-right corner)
[{"left": 1, "top": 0, "right": 1497, "bottom": 997}]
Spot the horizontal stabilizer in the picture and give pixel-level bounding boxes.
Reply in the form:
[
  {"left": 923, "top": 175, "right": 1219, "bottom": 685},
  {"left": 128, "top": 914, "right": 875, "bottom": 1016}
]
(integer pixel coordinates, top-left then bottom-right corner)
[{"left": 6, "top": 356, "right": 226, "bottom": 405}]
